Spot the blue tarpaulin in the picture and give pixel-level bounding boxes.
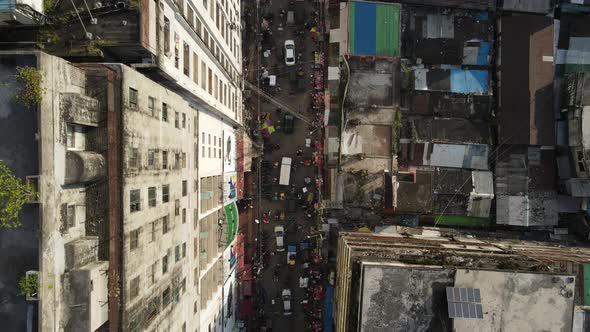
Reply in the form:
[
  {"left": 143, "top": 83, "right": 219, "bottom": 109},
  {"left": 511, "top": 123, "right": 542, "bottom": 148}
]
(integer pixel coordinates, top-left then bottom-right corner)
[
  {"left": 324, "top": 286, "right": 334, "bottom": 332},
  {"left": 477, "top": 41, "right": 490, "bottom": 65},
  {"left": 352, "top": 2, "right": 377, "bottom": 55},
  {"left": 450, "top": 69, "right": 488, "bottom": 94}
]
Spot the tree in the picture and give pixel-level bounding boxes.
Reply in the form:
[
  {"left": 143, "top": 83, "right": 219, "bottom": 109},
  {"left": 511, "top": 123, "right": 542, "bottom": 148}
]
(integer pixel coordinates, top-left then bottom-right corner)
[{"left": 0, "top": 160, "right": 36, "bottom": 229}]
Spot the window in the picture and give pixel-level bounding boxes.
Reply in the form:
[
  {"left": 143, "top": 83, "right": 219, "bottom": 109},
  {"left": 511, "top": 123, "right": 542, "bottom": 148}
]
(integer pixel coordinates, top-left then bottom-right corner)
[
  {"left": 201, "top": 62, "right": 207, "bottom": 90},
  {"left": 183, "top": 42, "right": 190, "bottom": 76},
  {"left": 130, "top": 276, "right": 140, "bottom": 300},
  {"left": 130, "top": 190, "right": 141, "bottom": 212},
  {"left": 148, "top": 149, "right": 155, "bottom": 168},
  {"left": 129, "top": 87, "right": 138, "bottom": 109},
  {"left": 208, "top": 147, "right": 211, "bottom": 158},
  {"left": 148, "top": 96, "right": 156, "bottom": 117},
  {"left": 66, "top": 205, "right": 76, "bottom": 228},
  {"left": 149, "top": 262, "right": 156, "bottom": 285},
  {"left": 194, "top": 179, "right": 198, "bottom": 193},
  {"left": 187, "top": 6, "right": 194, "bottom": 28},
  {"left": 203, "top": 0, "right": 207, "bottom": 10},
  {"left": 196, "top": 17, "right": 202, "bottom": 37},
  {"left": 182, "top": 242, "right": 186, "bottom": 258},
  {"left": 175, "top": 111, "right": 180, "bottom": 128},
  {"left": 202, "top": 146, "right": 205, "bottom": 158},
  {"left": 195, "top": 144, "right": 198, "bottom": 167},
  {"left": 219, "top": 137, "right": 222, "bottom": 146},
  {"left": 208, "top": 134, "right": 211, "bottom": 145},
  {"left": 182, "top": 152, "right": 187, "bottom": 168},
  {"left": 162, "top": 185, "right": 170, "bottom": 203},
  {"left": 182, "top": 208, "right": 187, "bottom": 223},
  {"left": 151, "top": 220, "right": 157, "bottom": 242},
  {"left": 182, "top": 180, "right": 188, "bottom": 196},
  {"left": 193, "top": 53, "right": 199, "bottom": 84},
  {"left": 148, "top": 187, "right": 157, "bottom": 207},
  {"left": 182, "top": 322, "right": 186, "bottom": 332},
  {"left": 194, "top": 300, "right": 198, "bottom": 313},
  {"left": 162, "top": 103, "right": 168, "bottom": 122},
  {"left": 175, "top": 199, "right": 180, "bottom": 216},
  {"left": 175, "top": 245, "right": 181, "bottom": 262},
  {"left": 163, "top": 215, "right": 169, "bottom": 234},
  {"left": 162, "top": 150, "right": 168, "bottom": 169},
  {"left": 182, "top": 113, "right": 186, "bottom": 128},
  {"left": 66, "top": 124, "right": 75, "bottom": 148},
  {"left": 213, "top": 135, "right": 216, "bottom": 146},
  {"left": 162, "top": 286, "right": 171, "bottom": 307},
  {"left": 129, "top": 147, "right": 139, "bottom": 168},
  {"left": 204, "top": 30, "right": 210, "bottom": 48},
  {"left": 162, "top": 254, "right": 169, "bottom": 274},
  {"left": 208, "top": 68, "right": 213, "bottom": 95},
  {"left": 130, "top": 228, "right": 139, "bottom": 250},
  {"left": 176, "top": 0, "right": 184, "bottom": 16},
  {"left": 214, "top": 74, "right": 218, "bottom": 100}
]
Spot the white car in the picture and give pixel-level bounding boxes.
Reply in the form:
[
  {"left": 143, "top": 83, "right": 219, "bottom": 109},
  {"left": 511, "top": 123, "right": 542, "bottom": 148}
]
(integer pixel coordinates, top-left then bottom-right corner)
[
  {"left": 275, "top": 226, "right": 285, "bottom": 252},
  {"left": 284, "top": 40, "right": 295, "bottom": 66},
  {"left": 282, "top": 289, "right": 292, "bottom": 316}
]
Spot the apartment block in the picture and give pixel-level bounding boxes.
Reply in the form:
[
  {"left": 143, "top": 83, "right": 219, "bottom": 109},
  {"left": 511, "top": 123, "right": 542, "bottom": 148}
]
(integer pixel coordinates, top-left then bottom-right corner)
[
  {"left": 0, "top": 0, "right": 243, "bottom": 125},
  {"left": 0, "top": 50, "right": 239, "bottom": 332}
]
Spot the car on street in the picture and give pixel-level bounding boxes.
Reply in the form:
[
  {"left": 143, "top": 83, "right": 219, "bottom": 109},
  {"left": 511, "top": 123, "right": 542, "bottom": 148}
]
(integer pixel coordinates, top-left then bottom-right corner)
[
  {"left": 283, "top": 114, "right": 295, "bottom": 134},
  {"left": 275, "top": 226, "right": 285, "bottom": 252},
  {"left": 287, "top": 199, "right": 297, "bottom": 213},
  {"left": 282, "top": 289, "right": 292, "bottom": 316},
  {"left": 284, "top": 40, "right": 295, "bottom": 66}
]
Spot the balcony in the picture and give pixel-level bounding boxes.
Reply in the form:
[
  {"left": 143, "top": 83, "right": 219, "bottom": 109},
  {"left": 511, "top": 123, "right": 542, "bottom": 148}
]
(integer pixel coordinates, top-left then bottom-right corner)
[{"left": 0, "top": 0, "right": 44, "bottom": 25}]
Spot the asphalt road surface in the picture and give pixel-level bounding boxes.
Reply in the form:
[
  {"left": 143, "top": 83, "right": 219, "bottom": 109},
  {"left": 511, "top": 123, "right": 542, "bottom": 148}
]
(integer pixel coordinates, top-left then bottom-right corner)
[{"left": 253, "top": 0, "right": 324, "bottom": 331}]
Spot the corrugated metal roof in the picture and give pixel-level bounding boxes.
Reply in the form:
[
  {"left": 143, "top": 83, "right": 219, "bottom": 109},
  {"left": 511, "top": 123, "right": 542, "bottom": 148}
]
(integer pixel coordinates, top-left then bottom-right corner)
[
  {"left": 430, "top": 144, "right": 466, "bottom": 168},
  {"left": 502, "top": 0, "right": 552, "bottom": 13},
  {"left": 425, "top": 14, "right": 454, "bottom": 39},
  {"left": 468, "top": 171, "right": 494, "bottom": 218},
  {"left": 565, "top": 178, "right": 590, "bottom": 197},
  {"left": 429, "top": 143, "right": 489, "bottom": 170},
  {"left": 496, "top": 195, "right": 528, "bottom": 226}
]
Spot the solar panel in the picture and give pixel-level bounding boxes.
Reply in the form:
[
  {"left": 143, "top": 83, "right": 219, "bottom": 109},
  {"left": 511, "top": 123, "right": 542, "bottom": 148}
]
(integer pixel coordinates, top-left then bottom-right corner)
[{"left": 446, "top": 287, "right": 484, "bottom": 320}]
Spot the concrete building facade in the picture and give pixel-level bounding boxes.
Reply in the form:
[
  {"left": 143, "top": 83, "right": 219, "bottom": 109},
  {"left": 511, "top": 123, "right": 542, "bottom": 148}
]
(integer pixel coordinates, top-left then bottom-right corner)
[{"left": 0, "top": 50, "right": 241, "bottom": 332}]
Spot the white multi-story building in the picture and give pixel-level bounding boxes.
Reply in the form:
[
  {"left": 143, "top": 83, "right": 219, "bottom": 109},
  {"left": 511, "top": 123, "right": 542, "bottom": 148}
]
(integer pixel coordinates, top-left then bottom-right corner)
[{"left": 36, "top": 0, "right": 244, "bottom": 127}]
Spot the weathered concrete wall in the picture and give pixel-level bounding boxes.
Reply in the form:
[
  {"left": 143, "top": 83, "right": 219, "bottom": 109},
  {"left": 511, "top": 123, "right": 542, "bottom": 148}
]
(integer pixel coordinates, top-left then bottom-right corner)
[{"left": 119, "top": 65, "right": 200, "bottom": 331}]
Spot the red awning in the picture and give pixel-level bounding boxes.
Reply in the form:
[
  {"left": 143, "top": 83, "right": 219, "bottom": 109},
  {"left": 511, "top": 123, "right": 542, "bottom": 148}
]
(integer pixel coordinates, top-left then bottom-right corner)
[
  {"left": 243, "top": 280, "right": 253, "bottom": 296},
  {"left": 240, "top": 298, "right": 253, "bottom": 319}
]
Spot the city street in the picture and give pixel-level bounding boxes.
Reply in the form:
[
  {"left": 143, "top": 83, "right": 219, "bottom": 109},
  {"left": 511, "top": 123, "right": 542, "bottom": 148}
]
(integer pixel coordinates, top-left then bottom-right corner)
[{"left": 246, "top": 0, "right": 326, "bottom": 330}]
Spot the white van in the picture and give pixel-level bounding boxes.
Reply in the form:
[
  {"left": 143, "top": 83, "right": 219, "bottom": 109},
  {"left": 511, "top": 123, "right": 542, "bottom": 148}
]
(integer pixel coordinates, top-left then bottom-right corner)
[
  {"left": 282, "top": 289, "right": 292, "bottom": 316},
  {"left": 275, "top": 226, "right": 285, "bottom": 251},
  {"left": 279, "top": 157, "right": 292, "bottom": 186}
]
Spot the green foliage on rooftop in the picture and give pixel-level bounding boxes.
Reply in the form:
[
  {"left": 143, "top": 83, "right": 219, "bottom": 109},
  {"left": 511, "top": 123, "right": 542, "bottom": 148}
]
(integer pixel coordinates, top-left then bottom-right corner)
[
  {"left": 0, "top": 160, "right": 37, "bottom": 229},
  {"left": 15, "top": 66, "right": 44, "bottom": 110}
]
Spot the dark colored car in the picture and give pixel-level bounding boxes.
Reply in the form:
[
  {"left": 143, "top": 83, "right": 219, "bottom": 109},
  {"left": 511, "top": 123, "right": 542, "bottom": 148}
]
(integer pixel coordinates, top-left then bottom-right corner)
[
  {"left": 283, "top": 114, "right": 295, "bottom": 134},
  {"left": 287, "top": 199, "right": 297, "bottom": 213}
]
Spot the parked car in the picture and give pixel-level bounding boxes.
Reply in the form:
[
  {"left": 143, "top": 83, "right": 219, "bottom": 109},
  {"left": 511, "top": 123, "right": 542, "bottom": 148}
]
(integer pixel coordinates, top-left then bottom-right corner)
[
  {"left": 283, "top": 114, "right": 295, "bottom": 134},
  {"left": 282, "top": 289, "right": 292, "bottom": 316},
  {"left": 284, "top": 40, "right": 295, "bottom": 66},
  {"left": 275, "top": 226, "right": 285, "bottom": 252},
  {"left": 287, "top": 199, "right": 297, "bottom": 213}
]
